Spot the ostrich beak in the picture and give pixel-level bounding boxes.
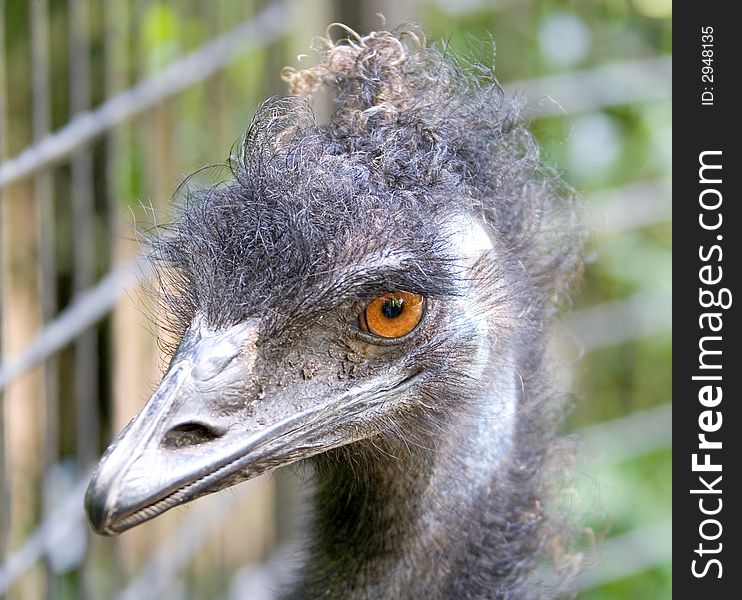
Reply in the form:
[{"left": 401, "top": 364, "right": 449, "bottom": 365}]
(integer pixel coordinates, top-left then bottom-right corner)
[{"left": 85, "top": 318, "right": 394, "bottom": 536}]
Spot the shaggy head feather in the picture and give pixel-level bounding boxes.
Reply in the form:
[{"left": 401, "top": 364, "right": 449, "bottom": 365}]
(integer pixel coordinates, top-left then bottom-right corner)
[{"left": 153, "top": 26, "right": 581, "bottom": 344}]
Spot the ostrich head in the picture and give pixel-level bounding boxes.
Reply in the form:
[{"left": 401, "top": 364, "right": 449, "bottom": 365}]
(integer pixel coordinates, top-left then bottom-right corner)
[{"left": 86, "top": 27, "right": 581, "bottom": 588}]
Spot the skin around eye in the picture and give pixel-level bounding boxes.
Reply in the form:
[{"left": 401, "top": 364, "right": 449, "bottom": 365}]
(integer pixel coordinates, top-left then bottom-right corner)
[{"left": 359, "top": 292, "right": 425, "bottom": 338}]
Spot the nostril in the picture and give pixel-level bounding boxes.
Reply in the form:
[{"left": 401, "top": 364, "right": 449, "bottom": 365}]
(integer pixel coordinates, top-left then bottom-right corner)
[{"left": 161, "top": 422, "right": 226, "bottom": 449}]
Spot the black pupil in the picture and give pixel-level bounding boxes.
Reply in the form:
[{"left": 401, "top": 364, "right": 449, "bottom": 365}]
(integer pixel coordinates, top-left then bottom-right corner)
[{"left": 382, "top": 297, "right": 404, "bottom": 319}]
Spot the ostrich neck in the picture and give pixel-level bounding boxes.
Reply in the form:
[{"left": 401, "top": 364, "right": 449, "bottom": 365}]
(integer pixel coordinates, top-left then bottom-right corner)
[{"left": 289, "top": 366, "right": 543, "bottom": 599}]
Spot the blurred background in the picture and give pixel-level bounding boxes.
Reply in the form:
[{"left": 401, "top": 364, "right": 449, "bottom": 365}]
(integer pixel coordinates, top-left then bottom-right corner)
[{"left": 0, "top": 0, "right": 671, "bottom": 598}]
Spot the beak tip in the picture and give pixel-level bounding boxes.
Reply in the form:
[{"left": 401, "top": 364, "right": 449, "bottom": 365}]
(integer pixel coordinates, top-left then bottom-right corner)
[{"left": 84, "top": 476, "right": 116, "bottom": 536}]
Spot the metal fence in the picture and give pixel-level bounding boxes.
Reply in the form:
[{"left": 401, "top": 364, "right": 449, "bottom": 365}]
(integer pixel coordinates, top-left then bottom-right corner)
[{"left": 0, "top": 1, "right": 671, "bottom": 598}]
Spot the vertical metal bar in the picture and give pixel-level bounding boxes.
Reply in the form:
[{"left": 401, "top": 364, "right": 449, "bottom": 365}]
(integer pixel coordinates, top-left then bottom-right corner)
[
  {"left": 0, "top": 0, "right": 9, "bottom": 563},
  {"left": 105, "top": 0, "right": 130, "bottom": 253},
  {"left": 335, "top": 0, "right": 362, "bottom": 32},
  {"left": 260, "top": 0, "right": 285, "bottom": 98},
  {"left": 71, "top": 3, "right": 97, "bottom": 596},
  {"left": 102, "top": 1, "right": 130, "bottom": 586},
  {"left": 30, "top": 1, "right": 57, "bottom": 595},
  {"left": 364, "top": 0, "right": 419, "bottom": 29},
  {"left": 201, "top": 0, "right": 226, "bottom": 156},
  {"left": 30, "top": 0, "right": 58, "bottom": 465},
  {"left": 69, "top": 0, "right": 99, "bottom": 471},
  {"left": 336, "top": 0, "right": 419, "bottom": 34}
]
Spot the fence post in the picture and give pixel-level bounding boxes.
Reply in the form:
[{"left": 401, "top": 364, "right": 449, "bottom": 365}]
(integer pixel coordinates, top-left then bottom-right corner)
[{"left": 0, "top": 0, "right": 8, "bottom": 564}]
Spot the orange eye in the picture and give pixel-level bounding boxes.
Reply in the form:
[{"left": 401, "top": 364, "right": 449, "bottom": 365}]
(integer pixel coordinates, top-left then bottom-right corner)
[{"left": 359, "top": 292, "right": 425, "bottom": 338}]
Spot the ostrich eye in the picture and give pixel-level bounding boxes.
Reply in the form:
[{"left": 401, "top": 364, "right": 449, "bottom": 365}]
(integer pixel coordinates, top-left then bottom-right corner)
[{"left": 359, "top": 292, "right": 425, "bottom": 338}]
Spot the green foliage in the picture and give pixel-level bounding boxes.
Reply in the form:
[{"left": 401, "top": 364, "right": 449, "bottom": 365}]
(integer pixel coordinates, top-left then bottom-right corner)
[{"left": 141, "top": 2, "right": 182, "bottom": 72}]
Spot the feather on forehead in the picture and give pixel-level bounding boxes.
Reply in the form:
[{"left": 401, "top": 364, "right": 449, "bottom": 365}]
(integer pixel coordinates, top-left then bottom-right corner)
[{"left": 150, "top": 25, "right": 582, "bottom": 338}]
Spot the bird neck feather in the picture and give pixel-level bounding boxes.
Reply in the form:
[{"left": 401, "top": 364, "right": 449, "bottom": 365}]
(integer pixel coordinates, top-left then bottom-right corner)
[{"left": 289, "top": 362, "right": 548, "bottom": 599}]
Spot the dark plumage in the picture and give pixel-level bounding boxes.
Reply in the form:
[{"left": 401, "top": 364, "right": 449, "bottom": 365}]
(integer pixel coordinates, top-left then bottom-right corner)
[{"left": 86, "top": 26, "right": 583, "bottom": 599}]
